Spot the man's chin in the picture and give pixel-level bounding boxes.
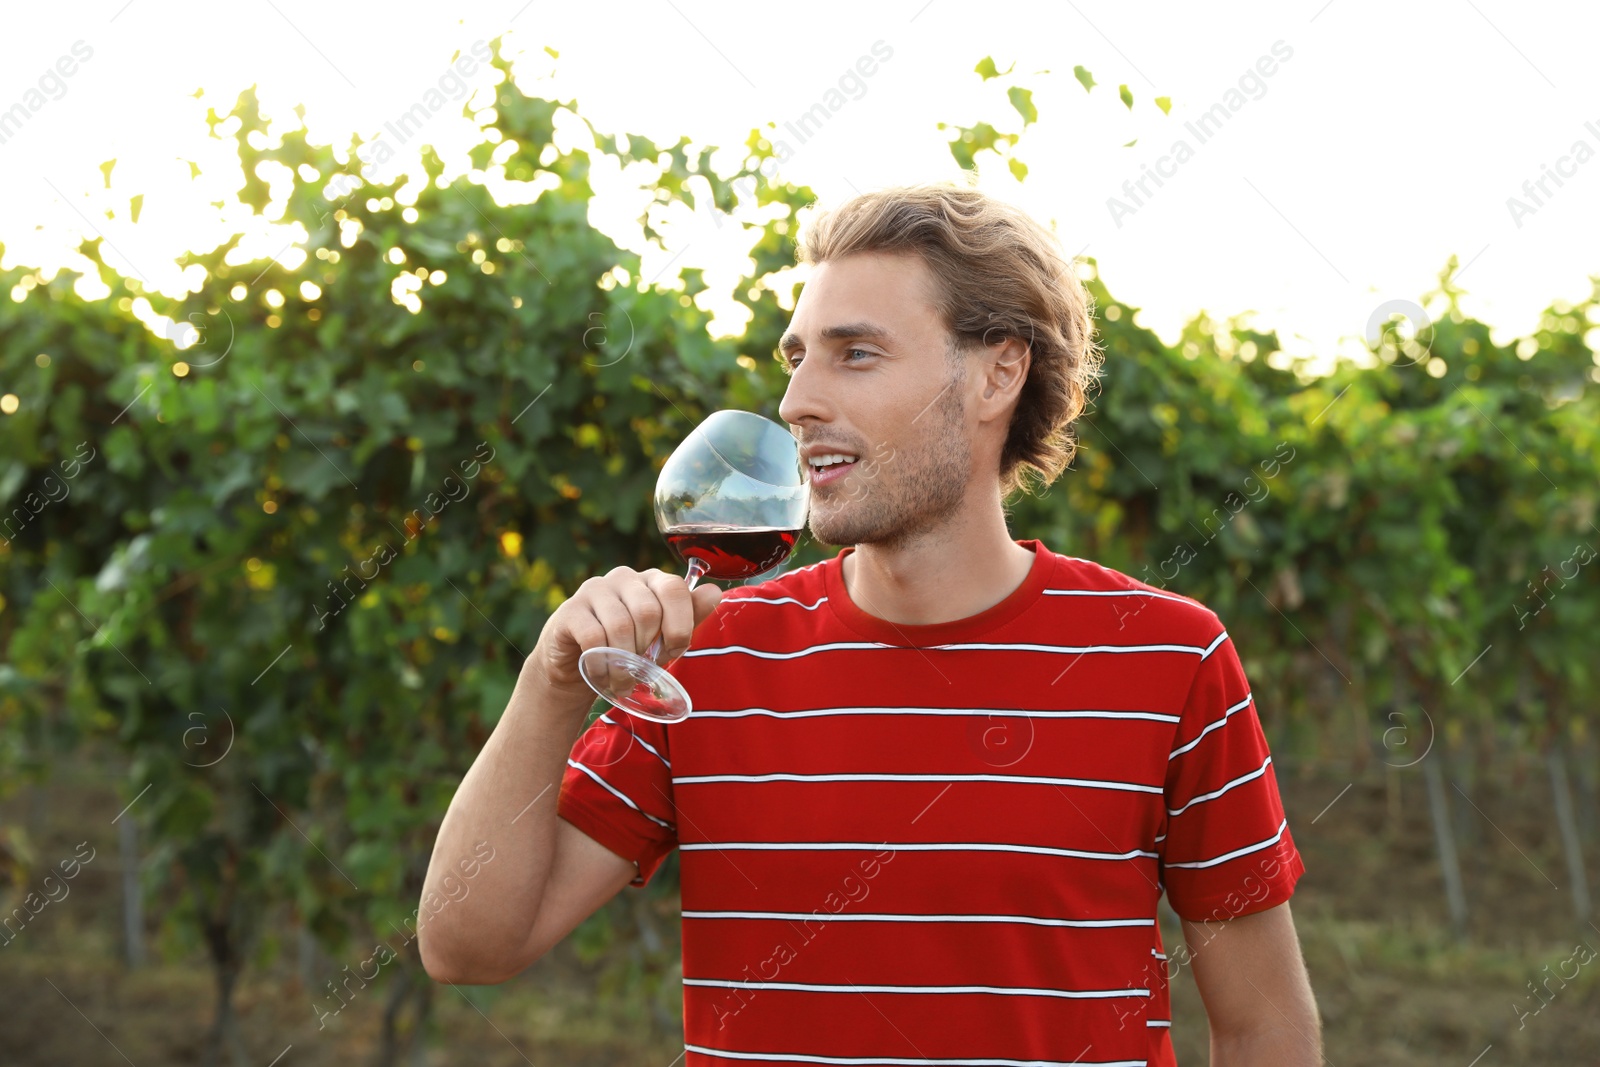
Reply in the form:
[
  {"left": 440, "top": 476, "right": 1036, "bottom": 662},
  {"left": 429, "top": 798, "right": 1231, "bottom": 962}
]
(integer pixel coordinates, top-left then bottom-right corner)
[
  {"left": 807, "top": 510, "right": 869, "bottom": 549},
  {"left": 806, "top": 522, "right": 852, "bottom": 548},
  {"left": 808, "top": 510, "right": 896, "bottom": 549}
]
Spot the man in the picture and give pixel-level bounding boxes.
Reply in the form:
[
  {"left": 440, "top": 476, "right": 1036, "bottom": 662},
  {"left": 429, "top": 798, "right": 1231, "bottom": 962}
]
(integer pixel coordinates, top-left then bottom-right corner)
[{"left": 418, "top": 183, "right": 1321, "bottom": 1065}]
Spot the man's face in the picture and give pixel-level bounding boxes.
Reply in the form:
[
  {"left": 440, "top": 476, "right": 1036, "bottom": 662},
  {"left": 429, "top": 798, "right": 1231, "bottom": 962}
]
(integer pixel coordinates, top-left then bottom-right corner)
[{"left": 777, "top": 251, "right": 972, "bottom": 550}]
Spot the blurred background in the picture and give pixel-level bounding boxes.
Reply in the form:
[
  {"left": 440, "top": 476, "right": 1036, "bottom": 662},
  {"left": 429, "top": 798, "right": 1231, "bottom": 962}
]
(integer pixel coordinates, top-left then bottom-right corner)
[{"left": 1, "top": 2, "right": 1597, "bottom": 1064}]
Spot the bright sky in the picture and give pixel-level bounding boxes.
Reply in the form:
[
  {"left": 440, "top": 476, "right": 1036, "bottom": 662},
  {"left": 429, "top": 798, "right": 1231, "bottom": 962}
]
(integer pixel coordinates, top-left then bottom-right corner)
[{"left": 3, "top": 1, "right": 1598, "bottom": 374}]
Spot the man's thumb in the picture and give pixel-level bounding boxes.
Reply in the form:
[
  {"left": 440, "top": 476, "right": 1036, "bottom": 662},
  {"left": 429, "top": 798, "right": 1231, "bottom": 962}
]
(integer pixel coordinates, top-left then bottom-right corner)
[{"left": 691, "top": 582, "right": 724, "bottom": 622}]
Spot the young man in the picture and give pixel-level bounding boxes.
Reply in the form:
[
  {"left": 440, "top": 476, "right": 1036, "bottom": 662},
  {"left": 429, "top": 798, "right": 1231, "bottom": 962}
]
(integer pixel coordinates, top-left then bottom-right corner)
[{"left": 418, "top": 184, "right": 1321, "bottom": 1065}]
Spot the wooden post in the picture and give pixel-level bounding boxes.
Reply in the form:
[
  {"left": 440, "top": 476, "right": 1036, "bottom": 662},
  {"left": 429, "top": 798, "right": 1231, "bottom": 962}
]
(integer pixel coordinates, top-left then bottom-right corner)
[
  {"left": 1383, "top": 669, "right": 1406, "bottom": 840},
  {"left": 1547, "top": 744, "right": 1593, "bottom": 922},
  {"left": 1422, "top": 749, "right": 1470, "bottom": 938},
  {"left": 1575, "top": 727, "right": 1600, "bottom": 844},
  {"left": 1403, "top": 666, "right": 1468, "bottom": 938},
  {"left": 1332, "top": 605, "right": 1366, "bottom": 774},
  {"left": 119, "top": 814, "right": 145, "bottom": 969},
  {"left": 297, "top": 921, "right": 319, "bottom": 992},
  {"left": 1386, "top": 764, "right": 1403, "bottom": 840}
]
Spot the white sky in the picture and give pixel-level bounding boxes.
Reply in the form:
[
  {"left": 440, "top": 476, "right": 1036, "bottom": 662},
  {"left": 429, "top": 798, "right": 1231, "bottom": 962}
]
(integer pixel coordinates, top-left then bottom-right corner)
[{"left": 3, "top": 1, "right": 1598, "bottom": 373}]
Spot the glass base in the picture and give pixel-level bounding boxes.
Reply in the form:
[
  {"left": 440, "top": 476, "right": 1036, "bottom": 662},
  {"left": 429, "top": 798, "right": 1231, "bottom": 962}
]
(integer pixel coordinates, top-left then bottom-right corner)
[{"left": 578, "top": 646, "right": 693, "bottom": 723}]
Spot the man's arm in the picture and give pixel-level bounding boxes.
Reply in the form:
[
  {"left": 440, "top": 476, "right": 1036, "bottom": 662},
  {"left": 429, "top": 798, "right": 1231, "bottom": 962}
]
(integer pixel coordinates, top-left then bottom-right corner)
[
  {"left": 416, "top": 656, "right": 636, "bottom": 984},
  {"left": 1181, "top": 901, "right": 1322, "bottom": 1066},
  {"left": 416, "top": 565, "right": 721, "bottom": 984}
]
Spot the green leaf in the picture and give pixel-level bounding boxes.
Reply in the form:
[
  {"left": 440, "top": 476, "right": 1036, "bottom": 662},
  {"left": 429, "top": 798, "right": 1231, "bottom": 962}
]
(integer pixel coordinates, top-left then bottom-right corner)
[
  {"left": 1154, "top": 96, "right": 1172, "bottom": 115},
  {"left": 1119, "top": 84, "right": 1134, "bottom": 110},
  {"left": 210, "top": 452, "right": 257, "bottom": 508},
  {"left": 1073, "top": 66, "right": 1096, "bottom": 93},
  {"left": 0, "top": 461, "right": 25, "bottom": 506},
  {"left": 942, "top": 121, "right": 1016, "bottom": 172},
  {"left": 280, "top": 446, "right": 350, "bottom": 500},
  {"left": 974, "top": 56, "right": 1013, "bottom": 81},
  {"left": 94, "top": 534, "right": 152, "bottom": 594},
  {"left": 1007, "top": 87, "right": 1038, "bottom": 126},
  {"left": 1008, "top": 157, "right": 1029, "bottom": 182}
]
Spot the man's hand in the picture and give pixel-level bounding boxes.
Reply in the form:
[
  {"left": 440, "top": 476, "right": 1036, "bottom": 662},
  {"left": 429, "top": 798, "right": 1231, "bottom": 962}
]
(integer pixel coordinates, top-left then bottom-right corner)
[
  {"left": 528, "top": 565, "right": 724, "bottom": 702},
  {"left": 1181, "top": 901, "right": 1322, "bottom": 1065}
]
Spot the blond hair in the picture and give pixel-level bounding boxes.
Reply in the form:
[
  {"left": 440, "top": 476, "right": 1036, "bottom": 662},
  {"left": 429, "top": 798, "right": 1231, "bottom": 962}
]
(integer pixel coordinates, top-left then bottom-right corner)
[{"left": 796, "top": 183, "right": 1102, "bottom": 498}]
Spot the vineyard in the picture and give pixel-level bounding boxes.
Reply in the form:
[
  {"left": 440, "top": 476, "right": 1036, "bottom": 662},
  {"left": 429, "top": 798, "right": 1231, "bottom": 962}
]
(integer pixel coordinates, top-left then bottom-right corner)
[{"left": 1, "top": 40, "right": 1598, "bottom": 1066}]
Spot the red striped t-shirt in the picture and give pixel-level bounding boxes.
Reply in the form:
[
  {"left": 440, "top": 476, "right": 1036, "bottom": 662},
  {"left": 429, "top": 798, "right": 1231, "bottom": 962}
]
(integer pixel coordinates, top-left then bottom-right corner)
[{"left": 557, "top": 538, "right": 1305, "bottom": 1066}]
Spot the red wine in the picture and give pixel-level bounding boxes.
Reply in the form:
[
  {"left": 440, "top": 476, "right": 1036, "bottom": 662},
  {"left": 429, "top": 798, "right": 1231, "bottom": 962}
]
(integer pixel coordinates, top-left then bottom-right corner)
[{"left": 664, "top": 525, "right": 801, "bottom": 580}]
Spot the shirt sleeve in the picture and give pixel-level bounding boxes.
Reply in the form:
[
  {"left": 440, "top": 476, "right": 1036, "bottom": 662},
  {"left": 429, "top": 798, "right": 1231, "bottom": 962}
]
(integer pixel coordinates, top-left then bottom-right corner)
[
  {"left": 1158, "top": 624, "right": 1305, "bottom": 922},
  {"left": 557, "top": 701, "right": 678, "bottom": 889}
]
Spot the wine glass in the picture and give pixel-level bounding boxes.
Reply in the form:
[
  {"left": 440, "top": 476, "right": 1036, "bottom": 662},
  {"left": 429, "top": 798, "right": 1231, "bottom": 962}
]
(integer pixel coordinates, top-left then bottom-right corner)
[{"left": 578, "top": 409, "right": 810, "bottom": 723}]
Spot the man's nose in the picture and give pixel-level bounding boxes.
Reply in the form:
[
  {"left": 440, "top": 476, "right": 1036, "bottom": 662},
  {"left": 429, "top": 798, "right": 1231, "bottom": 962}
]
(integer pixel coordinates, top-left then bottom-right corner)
[{"left": 778, "top": 356, "right": 829, "bottom": 429}]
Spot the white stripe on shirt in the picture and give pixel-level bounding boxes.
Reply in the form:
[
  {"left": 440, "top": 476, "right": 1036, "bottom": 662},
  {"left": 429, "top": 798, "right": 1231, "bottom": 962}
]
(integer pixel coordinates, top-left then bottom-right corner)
[
  {"left": 941, "top": 641, "right": 1212, "bottom": 656},
  {"left": 680, "top": 841, "right": 1159, "bottom": 862},
  {"left": 688, "top": 706, "right": 1181, "bottom": 724},
  {"left": 684, "top": 639, "right": 1215, "bottom": 661},
  {"left": 1043, "top": 588, "right": 1193, "bottom": 605},
  {"left": 682, "top": 909, "right": 1155, "bottom": 928},
  {"left": 683, "top": 978, "right": 1149, "bottom": 999},
  {"left": 673, "top": 771, "right": 1161, "bottom": 795},
  {"left": 1164, "top": 817, "right": 1288, "bottom": 869},
  {"left": 684, "top": 1043, "right": 1147, "bottom": 1066},
  {"left": 566, "top": 758, "right": 674, "bottom": 832},
  {"left": 1167, "top": 757, "right": 1273, "bottom": 817},
  {"left": 721, "top": 593, "right": 829, "bottom": 610},
  {"left": 683, "top": 640, "right": 894, "bottom": 660},
  {"left": 597, "top": 714, "right": 670, "bottom": 769},
  {"left": 1168, "top": 694, "right": 1254, "bottom": 761}
]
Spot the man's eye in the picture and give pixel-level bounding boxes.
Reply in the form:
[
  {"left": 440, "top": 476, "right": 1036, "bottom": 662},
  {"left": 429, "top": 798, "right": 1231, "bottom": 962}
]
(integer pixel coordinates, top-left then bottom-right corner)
[{"left": 844, "top": 348, "right": 872, "bottom": 362}]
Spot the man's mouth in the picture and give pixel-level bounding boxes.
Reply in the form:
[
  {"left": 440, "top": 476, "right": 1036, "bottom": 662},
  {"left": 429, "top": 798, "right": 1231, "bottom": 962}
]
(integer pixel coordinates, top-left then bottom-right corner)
[{"left": 807, "top": 452, "right": 859, "bottom": 486}]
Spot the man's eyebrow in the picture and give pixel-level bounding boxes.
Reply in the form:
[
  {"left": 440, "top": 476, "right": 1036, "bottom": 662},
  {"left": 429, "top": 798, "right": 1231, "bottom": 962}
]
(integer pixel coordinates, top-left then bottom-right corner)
[{"left": 776, "top": 322, "right": 897, "bottom": 356}]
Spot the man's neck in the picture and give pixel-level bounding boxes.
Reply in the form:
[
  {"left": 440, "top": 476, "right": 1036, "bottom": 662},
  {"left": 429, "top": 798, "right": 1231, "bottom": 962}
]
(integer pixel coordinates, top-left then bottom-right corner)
[{"left": 840, "top": 505, "right": 1037, "bottom": 628}]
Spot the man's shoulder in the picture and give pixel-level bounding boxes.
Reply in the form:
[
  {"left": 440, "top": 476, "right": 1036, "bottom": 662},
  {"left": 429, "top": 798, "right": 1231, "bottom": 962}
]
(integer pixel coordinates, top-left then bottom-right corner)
[{"left": 1045, "top": 549, "right": 1223, "bottom": 639}]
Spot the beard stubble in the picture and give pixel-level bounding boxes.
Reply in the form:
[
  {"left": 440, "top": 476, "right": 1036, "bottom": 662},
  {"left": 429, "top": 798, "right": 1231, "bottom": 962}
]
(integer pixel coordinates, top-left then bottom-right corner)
[{"left": 807, "top": 356, "right": 971, "bottom": 551}]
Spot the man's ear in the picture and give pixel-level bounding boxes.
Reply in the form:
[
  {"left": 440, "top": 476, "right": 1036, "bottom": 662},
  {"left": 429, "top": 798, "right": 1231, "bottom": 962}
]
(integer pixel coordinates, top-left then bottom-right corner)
[{"left": 980, "top": 335, "right": 1030, "bottom": 408}]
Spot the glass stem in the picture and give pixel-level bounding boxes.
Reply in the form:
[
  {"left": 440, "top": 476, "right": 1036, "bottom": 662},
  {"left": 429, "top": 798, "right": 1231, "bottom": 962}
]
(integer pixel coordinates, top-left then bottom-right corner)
[{"left": 645, "top": 557, "right": 712, "bottom": 662}]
